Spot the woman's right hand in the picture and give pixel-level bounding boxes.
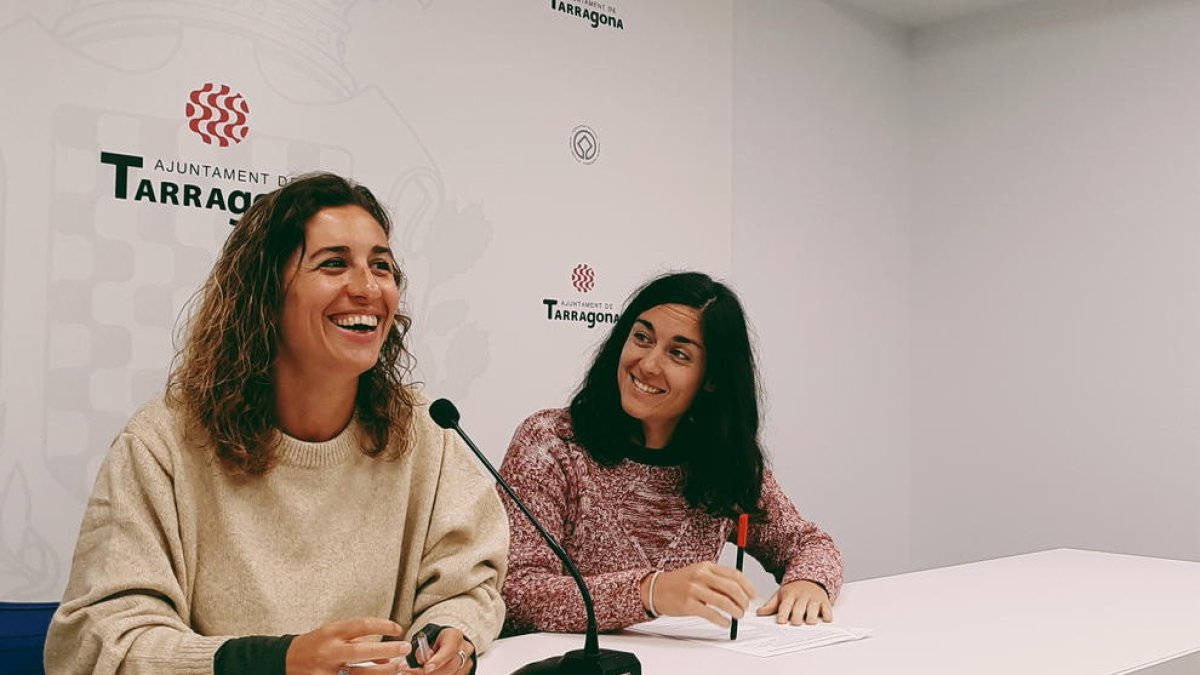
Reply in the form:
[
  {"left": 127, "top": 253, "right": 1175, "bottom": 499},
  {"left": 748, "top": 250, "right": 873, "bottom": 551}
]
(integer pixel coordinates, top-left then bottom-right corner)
[
  {"left": 641, "top": 561, "right": 756, "bottom": 627},
  {"left": 286, "top": 617, "right": 412, "bottom": 675}
]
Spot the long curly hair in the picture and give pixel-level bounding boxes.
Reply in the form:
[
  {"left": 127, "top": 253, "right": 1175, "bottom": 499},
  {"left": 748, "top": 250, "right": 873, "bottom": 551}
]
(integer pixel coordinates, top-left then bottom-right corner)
[
  {"left": 168, "top": 172, "right": 416, "bottom": 474},
  {"left": 569, "top": 271, "right": 765, "bottom": 518}
]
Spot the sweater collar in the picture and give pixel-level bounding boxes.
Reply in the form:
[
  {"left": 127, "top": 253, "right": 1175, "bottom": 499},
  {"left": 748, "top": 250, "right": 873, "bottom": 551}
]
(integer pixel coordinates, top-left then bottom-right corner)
[
  {"left": 275, "top": 420, "right": 360, "bottom": 468},
  {"left": 621, "top": 438, "right": 686, "bottom": 467}
]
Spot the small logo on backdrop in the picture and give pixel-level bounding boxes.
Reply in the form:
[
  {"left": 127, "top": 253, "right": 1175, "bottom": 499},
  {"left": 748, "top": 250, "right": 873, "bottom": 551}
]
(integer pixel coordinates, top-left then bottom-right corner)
[
  {"left": 549, "top": 0, "right": 626, "bottom": 30},
  {"left": 571, "top": 264, "right": 596, "bottom": 292},
  {"left": 571, "top": 125, "right": 598, "bottom": 164},
  {"left": 186, "top": 83, "right": 250, "bottom": 147}
]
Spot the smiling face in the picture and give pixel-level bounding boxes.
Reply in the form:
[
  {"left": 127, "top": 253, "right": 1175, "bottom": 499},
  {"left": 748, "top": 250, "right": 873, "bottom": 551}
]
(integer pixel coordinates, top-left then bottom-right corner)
[
  {"left": 274, "top": 204, "right": 400, "bottom": 387},
  {"left": 617, "top": 303, "right": 707, "bottom": 448}
]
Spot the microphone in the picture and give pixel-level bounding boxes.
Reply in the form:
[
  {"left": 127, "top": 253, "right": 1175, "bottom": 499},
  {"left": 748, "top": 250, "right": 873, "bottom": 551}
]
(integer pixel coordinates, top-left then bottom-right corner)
[{"left": 429, "top": 399, "right": 641, "bottom": 675}]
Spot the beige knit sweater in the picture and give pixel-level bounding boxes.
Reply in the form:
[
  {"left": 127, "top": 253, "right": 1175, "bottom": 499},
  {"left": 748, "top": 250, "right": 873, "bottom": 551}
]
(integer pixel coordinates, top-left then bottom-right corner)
[{"left": 45, "top": 393, "right": 508, "bottom": 675}]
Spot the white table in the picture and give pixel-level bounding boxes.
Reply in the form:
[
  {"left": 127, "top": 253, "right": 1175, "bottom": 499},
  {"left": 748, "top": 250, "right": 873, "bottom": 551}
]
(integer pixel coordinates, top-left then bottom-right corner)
[{"left": 480, "top": 549, "right": 1200, "bottom": 674}]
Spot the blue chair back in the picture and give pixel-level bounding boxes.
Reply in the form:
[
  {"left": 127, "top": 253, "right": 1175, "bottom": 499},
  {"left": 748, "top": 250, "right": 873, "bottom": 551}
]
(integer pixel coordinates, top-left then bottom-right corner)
[{"left": 0, "top": 601, "right": 58, "bottom": 675}]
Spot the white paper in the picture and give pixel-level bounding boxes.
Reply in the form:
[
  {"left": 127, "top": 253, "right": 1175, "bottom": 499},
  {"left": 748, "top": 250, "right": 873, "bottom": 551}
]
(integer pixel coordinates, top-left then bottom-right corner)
[{"left": 626, "top": 614, "right": 871, "bottom": 657}]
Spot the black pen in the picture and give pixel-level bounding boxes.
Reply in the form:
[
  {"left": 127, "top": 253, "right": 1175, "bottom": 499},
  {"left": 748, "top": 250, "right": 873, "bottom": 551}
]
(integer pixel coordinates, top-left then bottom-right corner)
[{"left": 731, "top": 513, "right": 748, "bottom": 640}]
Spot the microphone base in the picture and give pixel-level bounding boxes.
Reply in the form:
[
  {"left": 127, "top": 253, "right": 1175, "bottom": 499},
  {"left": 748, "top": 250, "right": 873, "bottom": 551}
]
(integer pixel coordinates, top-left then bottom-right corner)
[
  {"left": 562, "top": 648, "right": 641, "bottom": 675},
  {"left": 510, "top": 648, "right": 641, "bottom": 675}
]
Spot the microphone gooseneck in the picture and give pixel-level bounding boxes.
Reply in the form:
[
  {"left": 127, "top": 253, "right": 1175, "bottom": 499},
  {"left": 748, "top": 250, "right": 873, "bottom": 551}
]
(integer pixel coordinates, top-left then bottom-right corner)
[
  {"left": 430, "top": 399, "right": 599, "bottom": 653},
  {"left": 430, "top": 398, "right": 640, "bottom": 675}
]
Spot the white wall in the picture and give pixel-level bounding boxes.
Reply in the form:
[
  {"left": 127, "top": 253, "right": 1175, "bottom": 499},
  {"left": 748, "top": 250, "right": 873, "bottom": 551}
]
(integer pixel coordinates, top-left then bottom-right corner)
[
  {"left": 732, "top": 0, "right": 913, "bottom": 583},
  {"left": 735, "top": 0, "right": 1200, "bottom": 586},
  {"left": 910, "top": 0, "right": 1200, "bottom": 568}
]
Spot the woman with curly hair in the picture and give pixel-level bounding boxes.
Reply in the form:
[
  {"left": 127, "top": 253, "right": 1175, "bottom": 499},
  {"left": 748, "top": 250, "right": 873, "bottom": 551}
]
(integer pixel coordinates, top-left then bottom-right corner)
[
  {"left": 45, "top": 173, "right": 507, "bottom": 675},
  {"left": 499, "top": 271, "right": 841, "bottom": 635}
]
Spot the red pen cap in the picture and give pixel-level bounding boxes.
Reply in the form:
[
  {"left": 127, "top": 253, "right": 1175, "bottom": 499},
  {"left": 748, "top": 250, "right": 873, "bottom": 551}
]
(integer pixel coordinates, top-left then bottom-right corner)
[{"left": 736, "top": 513, "right": 749, "bottom": 547}]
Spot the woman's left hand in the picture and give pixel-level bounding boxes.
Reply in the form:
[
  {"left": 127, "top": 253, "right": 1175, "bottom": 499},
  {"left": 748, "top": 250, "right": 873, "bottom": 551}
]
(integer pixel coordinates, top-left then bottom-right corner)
[
  {"left": 755, "top": 579, "right": 832, "bottom": 625},
  {"left": 401, "top": 627, "right": 474, "bottom": 675}
]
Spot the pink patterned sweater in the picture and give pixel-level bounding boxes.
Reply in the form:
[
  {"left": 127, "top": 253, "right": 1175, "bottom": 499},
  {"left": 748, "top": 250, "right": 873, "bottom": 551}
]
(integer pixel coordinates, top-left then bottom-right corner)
[{"left": 498, "top": 408, "right": 843, "bottom": 635}]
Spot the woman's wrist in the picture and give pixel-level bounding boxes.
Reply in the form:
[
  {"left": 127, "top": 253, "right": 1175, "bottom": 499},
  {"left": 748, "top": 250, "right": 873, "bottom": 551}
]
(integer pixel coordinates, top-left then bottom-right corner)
[{"left": 640, "top": 570, "right": 663, "bottom": 618}]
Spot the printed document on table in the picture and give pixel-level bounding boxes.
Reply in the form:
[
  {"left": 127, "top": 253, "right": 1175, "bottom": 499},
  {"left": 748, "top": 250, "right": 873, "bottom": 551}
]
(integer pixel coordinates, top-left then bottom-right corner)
[{"left": 626, "top": 614, "right": 871, "bottom": 657}]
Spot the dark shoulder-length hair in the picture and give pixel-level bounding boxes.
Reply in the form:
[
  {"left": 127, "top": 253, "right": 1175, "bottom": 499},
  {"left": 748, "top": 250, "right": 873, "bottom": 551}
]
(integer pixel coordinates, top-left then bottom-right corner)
[
  {"left": 167, "top": 172, "right": 416, "bottom": 474},
  {"left": 569, "top": 271, "right": 764, "bottom": 517}
]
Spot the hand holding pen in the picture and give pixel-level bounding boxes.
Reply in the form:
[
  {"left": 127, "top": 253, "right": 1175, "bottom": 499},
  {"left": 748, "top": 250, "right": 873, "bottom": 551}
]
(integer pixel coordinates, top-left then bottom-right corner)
[
  {"left": 401, "top": 627, "right": 475, "bottom": 675},
  {"left": 341, "top": 625, "right": 476, "bottom": 675},
  {"left": 639, "top": 559, "right": 756, "bottom": 629}
]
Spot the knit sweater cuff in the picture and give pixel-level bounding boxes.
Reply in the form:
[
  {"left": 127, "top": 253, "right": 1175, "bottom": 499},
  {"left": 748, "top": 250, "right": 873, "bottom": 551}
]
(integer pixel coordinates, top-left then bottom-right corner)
[
  {"left": 615, "top": 568, "right": 656, "bottom": 628},
  {"left": 781, "top": 566, "right": 839, "bottom": 602},
  {"left": 172, "top": 634, "right": 235, "bottom": 675}
]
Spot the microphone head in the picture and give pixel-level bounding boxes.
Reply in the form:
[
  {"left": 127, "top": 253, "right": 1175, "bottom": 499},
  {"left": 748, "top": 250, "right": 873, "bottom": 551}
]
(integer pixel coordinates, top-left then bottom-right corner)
[{"left": 429, "top": 398, "right": 461, "bottom": 429}]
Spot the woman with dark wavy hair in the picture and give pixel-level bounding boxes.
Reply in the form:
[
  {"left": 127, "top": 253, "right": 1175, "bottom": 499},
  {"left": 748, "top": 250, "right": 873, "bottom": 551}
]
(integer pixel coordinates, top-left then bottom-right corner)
[
  {"left": 499, "top": 271, "right": 841, "bottom": 634},
  {"left": 46, "top": 173, "right": 507, "bottom": 675}
]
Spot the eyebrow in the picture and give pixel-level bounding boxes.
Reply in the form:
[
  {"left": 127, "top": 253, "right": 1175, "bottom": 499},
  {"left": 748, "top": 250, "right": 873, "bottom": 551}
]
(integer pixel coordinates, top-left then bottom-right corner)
[
  {"left": 307, "top": 245, "right": 395, "bottom": 259},
  {"left": 634, "top": 318, "right": 704, "bottom": 349}
]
